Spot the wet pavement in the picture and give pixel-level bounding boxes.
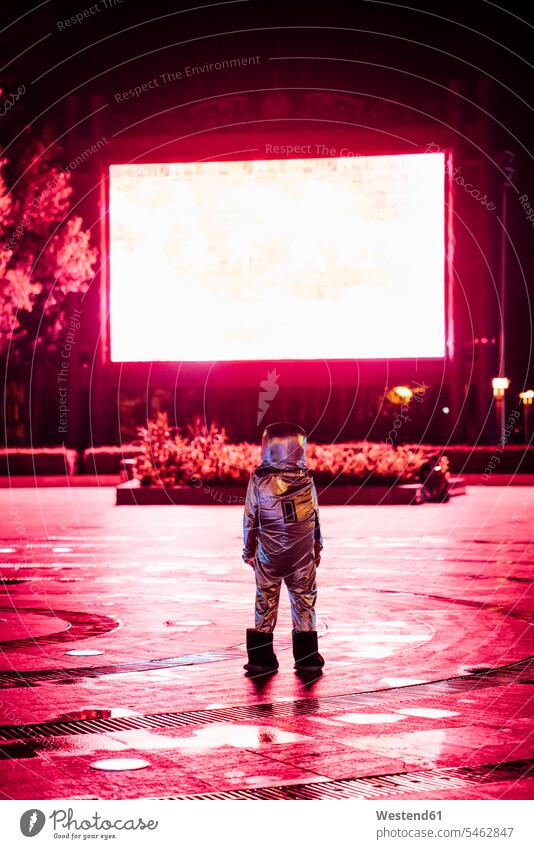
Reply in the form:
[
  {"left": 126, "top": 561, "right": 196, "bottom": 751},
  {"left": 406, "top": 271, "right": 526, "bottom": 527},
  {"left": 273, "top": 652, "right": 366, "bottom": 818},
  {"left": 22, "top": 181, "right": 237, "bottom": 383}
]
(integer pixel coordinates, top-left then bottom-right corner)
[{"left": 0, "top": 485, "right": 533, "bottom": 799}]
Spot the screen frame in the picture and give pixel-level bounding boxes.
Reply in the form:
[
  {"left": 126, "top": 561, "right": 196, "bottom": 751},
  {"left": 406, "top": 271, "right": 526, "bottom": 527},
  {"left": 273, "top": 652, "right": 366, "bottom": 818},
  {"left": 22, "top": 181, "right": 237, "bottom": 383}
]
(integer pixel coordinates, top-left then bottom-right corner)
[{"left": 101, "top": 135, "right": 454, "bottom": 384}]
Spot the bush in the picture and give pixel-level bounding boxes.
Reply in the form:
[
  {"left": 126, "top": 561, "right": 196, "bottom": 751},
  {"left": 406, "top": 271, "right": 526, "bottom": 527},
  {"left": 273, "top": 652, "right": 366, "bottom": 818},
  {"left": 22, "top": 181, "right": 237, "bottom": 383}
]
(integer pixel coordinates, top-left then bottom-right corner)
[
  {"left": 307, "top": 442, "right": 446, "bottom": 484},
  {"left": 133, "top": 415, "right": 449, "bottom": 487},
  {"left": 134, "top": 413, "right": 259, "bottom": 487}
]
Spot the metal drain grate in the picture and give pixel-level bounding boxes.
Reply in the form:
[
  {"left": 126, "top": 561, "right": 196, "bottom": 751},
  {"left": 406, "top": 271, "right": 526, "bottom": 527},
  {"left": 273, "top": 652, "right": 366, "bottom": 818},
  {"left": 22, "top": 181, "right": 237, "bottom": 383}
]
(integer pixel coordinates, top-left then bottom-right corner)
[
  {"left": 1, "top": 655, "right": 533, "bottom": 742},
  {"left": 164, "top": 758, "right": 534, "bottom": 800}
]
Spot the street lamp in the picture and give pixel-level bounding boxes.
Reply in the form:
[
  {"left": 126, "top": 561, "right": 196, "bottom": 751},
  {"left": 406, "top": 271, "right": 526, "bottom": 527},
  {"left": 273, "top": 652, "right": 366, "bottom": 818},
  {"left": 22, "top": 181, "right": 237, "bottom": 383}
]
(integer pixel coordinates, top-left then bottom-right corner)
[
  {"left": 387, "top": 385, "right": 414, "bottom": 405},
  {"left": 492, "top": 377, "right": 509, "bottom": 396},
  {"left": 519, "top": 390, "right": 534, "bottom": 444},
  {"left": 492, "top": 377, "right": 510, "bottom": 442}
]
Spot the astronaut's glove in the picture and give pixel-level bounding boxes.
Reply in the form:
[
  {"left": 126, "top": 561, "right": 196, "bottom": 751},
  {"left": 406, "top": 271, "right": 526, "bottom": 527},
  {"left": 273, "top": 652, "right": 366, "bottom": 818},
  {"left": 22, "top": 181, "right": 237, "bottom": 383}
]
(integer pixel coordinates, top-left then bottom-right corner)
[{"left": 314, "top": 541, "right": 323, "bottom": 568}]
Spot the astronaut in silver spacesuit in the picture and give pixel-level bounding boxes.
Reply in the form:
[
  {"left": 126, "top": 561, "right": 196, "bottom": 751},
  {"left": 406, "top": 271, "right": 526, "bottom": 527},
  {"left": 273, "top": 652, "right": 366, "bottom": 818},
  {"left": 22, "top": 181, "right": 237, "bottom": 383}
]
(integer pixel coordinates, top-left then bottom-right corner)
[{"left": 242, "top": 422, "right": 324, "bottom": 674}]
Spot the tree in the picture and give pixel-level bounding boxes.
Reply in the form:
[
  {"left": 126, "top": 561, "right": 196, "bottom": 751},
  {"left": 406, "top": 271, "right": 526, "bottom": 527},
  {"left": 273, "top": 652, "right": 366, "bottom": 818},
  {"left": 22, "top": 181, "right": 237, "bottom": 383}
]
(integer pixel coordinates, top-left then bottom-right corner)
[{"left": 0, "top": 131, "right": 97, "bottom": 361}]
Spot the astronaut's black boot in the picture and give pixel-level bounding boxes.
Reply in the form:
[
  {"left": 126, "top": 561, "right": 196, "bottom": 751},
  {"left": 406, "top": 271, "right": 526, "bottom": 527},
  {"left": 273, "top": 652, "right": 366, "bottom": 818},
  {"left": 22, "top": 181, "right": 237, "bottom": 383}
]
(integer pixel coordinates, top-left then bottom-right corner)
[
  {"left": 244, "top": 629, "right": 279, "bottom": 674},
  {"left": 292, "top": 630, "right": 325, "bottom": 672}
]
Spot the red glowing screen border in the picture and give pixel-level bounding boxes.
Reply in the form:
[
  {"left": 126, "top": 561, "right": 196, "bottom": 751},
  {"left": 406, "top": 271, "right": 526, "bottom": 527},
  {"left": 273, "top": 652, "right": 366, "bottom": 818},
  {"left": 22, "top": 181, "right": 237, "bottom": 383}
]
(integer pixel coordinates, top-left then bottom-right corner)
[{"left": 108, "top": 153, "right": 446, "bottom": 362}]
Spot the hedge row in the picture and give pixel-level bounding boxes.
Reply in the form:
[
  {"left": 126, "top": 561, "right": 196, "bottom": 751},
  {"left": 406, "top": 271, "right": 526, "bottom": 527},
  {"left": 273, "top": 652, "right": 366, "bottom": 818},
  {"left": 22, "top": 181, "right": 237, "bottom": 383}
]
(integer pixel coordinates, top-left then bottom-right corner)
[
  {"left": 0, "top": 448, "right": 78, "bottom": 476},
  {"left": 83, "top": 444, "right": 143, "bottom": 474},
  {"left": 0, "top": 444, "right": 532, "bottom": 476}
]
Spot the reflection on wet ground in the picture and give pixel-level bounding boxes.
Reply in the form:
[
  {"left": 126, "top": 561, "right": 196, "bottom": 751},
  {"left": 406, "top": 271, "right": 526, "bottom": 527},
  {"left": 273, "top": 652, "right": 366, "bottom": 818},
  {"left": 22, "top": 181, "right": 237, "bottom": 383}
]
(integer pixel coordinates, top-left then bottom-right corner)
[{"left": 1, "top": 487, "right": 534, "bottom": 799}]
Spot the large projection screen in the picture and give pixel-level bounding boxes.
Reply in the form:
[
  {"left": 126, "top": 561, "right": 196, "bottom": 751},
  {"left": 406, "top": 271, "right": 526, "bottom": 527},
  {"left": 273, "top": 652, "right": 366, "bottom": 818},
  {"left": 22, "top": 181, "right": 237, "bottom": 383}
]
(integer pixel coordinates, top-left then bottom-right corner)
[{"left": 109, "top": 153, "right": 446, "bottom": 361}]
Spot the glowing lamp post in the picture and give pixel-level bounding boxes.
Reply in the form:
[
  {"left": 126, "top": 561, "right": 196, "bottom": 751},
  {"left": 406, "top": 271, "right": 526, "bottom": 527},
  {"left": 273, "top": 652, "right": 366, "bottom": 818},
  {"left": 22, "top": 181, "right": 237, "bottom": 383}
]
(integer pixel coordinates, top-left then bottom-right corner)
[
  {"left": 492, "top": 377, "right": 509, "bottom": 442},
  {"left": 492, "top": 377, "right": 509, "bottom": 397},
  {"left": 519, "top": 390, "right": 534, "bottom": 444}
]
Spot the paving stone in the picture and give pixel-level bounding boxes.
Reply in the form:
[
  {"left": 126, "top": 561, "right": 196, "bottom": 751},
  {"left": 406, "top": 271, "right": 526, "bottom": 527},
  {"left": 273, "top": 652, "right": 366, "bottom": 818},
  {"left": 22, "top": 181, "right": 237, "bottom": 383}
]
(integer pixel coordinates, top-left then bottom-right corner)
[{"left": 0, "top": 486, "right": 533, "bottom": 798}]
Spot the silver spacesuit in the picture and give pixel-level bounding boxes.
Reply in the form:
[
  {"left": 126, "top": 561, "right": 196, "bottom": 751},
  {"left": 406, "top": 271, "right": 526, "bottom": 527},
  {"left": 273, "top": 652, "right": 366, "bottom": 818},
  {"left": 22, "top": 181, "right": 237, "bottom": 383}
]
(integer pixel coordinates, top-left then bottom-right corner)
[{"left": 242, "top": 422, "right": 324, "bottom": 674}]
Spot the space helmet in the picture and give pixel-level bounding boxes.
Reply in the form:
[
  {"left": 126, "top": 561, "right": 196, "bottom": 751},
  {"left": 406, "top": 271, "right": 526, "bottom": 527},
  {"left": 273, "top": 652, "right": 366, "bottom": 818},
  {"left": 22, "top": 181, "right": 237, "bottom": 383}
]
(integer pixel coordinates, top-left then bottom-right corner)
[{"left": 260, "top": 422, "right": 307, "bottom": 469}]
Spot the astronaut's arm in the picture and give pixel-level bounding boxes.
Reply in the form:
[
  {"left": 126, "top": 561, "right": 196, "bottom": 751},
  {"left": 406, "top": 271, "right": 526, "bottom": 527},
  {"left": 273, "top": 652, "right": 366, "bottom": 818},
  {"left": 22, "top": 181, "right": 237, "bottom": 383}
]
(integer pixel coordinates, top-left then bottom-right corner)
[
  {"left": 243, "top": 475, "right": 258, "bottom": 562},
  {"left": 312, "top": 480, "right": 323, "bottom": 551}
]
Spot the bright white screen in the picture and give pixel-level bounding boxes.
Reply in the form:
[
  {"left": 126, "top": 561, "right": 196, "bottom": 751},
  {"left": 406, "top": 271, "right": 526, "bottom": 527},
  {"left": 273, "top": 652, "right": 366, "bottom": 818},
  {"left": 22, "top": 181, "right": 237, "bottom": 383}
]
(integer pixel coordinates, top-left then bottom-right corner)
[{"left": 109, "top": 154, "right": 445, "bottom": 361}]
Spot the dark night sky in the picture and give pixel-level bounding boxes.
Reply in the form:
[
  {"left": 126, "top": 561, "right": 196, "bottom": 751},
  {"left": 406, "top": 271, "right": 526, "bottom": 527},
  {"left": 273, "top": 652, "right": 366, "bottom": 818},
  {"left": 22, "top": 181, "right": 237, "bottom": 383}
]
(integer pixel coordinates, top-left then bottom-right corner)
[{"left": 3, "top": 1, "right": 534, "bottom": 138}]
